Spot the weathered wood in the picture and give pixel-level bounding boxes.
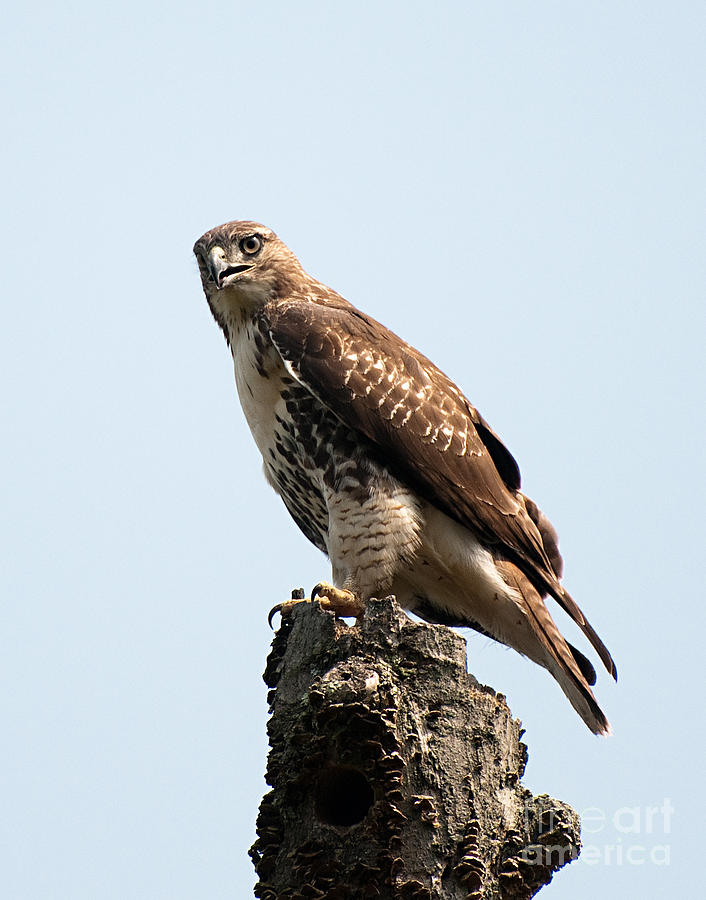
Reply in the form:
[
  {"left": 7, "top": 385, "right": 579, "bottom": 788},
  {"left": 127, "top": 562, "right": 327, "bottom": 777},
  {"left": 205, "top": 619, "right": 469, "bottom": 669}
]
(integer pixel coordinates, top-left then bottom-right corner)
[{"left": 250, "top": 597, "right": 580, "bottom": 899}]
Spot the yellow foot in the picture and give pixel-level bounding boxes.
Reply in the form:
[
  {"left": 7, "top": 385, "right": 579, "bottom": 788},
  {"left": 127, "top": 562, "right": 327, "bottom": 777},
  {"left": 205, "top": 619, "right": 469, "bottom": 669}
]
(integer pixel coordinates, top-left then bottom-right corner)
[
  {"left": 268, "top": 584, "right": 365, "bottom": 628},
  {"left": 311, "top": 582, "right": 366, "bottom": 618}
]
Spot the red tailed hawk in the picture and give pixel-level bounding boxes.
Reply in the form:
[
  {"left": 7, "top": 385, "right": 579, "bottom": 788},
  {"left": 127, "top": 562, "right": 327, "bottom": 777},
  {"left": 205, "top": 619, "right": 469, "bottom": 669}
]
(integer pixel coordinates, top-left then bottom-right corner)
[{"left": 194, "top": 221, "right": 617, "bottom": 734}]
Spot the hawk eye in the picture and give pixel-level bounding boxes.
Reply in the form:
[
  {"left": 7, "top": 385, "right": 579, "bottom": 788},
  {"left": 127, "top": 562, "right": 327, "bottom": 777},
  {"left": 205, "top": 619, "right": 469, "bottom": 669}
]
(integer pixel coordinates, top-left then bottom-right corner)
[{"left": 240, "top": 235, "right": 262, "bottom": 255}]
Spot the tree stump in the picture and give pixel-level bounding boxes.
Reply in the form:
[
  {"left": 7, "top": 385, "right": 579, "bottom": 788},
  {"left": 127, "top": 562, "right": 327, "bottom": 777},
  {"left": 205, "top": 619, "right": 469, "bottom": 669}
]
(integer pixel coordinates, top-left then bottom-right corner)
[{"left": 250, "top": 597, "right": 580, "bottom": 899}]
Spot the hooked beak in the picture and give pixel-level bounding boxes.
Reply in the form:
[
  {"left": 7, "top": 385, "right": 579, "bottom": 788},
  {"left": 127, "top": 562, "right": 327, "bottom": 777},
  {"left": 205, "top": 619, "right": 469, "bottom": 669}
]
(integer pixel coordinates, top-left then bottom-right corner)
[{"left": 208, "top": 247, "right": 253, "bottom": 289}]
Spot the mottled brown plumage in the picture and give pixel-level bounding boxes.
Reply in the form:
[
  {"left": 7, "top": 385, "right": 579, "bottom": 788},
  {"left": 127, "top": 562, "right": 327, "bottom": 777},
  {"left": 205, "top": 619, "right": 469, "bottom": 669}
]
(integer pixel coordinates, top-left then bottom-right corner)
[{"left": 193, "top": 220, "right": 617, "bottom": 734}]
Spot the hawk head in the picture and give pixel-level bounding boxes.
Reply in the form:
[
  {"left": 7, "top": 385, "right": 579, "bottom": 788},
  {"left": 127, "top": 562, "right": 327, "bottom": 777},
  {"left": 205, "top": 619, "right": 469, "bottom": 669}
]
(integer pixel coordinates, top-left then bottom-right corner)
[{"left": 193, "top": 220, "right": 303, "bottom": 308}]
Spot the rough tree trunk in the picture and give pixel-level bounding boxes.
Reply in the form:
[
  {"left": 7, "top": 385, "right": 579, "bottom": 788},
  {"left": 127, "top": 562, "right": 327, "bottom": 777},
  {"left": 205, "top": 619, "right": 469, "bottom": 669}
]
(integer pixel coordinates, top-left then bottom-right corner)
[{"left": 250, "top": 597, "right": 580, "bottom": 900}]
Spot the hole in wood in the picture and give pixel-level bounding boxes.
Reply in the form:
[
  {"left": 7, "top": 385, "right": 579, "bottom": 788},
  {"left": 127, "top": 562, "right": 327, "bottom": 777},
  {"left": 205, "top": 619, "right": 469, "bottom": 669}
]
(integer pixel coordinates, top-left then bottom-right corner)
[{"left": 314, "top": 766, "right": 374, "bottom": 827}]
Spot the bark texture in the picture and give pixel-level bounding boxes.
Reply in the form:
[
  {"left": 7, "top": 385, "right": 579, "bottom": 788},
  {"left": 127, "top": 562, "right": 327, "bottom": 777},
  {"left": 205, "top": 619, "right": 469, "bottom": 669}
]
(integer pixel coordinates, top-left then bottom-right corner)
[{"left": 250, "top": 597, "right": 580, "bottom": 900}]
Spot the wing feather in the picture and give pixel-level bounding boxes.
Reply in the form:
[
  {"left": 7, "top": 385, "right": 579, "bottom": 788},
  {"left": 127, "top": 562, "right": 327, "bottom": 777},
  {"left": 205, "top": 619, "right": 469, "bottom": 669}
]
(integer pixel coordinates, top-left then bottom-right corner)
[{"left": 264, "top": 296, "right": 616, "bottom": 680}]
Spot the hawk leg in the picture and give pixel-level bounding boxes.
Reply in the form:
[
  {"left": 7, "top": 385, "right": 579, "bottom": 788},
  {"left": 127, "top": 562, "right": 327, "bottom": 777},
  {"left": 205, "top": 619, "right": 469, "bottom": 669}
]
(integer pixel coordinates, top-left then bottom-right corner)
[{"left": 268, "top": 582, "right": 365, "bottom": 628}]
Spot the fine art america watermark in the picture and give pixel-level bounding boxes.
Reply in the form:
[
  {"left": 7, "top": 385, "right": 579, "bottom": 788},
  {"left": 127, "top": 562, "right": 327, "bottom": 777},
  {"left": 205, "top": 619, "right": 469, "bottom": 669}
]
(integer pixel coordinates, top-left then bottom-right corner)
[
  {"left": 578, "top": 798, "right": 673, "bottom": 866},
  {"left": 521, "top": 799, "right": 673, "bottom": 867}
]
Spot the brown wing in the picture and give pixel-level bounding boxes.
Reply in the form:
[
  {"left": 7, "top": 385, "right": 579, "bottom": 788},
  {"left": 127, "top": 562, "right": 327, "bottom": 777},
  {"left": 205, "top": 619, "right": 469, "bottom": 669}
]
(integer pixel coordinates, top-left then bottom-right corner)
[{"left": 265, "top": 295, "right": 616, "bottom": 680}]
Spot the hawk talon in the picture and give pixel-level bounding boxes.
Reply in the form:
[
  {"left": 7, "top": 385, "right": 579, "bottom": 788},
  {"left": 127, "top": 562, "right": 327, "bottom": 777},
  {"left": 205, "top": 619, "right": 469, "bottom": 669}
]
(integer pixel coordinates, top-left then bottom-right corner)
[
  {"left": 311, "top": 582, "right": 365, "bottom": 618},
  {"left": 268, "top": 584, "right": 364, "bottom": 629},
  {"left": 310, "top": 583, "right": 327, "bottom": 602},
  {"left": 268, "top": 587, "right": 307, "bottom": 629},
  {"left": 267, "top": 602, "right": 285, "bottom": 630}
]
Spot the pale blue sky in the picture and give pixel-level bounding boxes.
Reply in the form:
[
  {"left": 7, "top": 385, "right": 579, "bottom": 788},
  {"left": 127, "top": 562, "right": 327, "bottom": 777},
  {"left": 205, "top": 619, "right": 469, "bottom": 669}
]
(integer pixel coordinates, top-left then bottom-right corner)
[{"left": 1, "top": 2, "right": 704, "bottom": 897}]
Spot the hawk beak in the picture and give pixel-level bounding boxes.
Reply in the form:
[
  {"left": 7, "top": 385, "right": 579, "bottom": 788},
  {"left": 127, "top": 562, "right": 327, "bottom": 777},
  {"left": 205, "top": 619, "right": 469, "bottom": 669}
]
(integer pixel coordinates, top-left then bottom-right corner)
[
  {"left": 208, "top": 248, "right": 253, "bottom": 289},
  {"left": 208, "top": 247, "right": 229, "bottom": 287}
]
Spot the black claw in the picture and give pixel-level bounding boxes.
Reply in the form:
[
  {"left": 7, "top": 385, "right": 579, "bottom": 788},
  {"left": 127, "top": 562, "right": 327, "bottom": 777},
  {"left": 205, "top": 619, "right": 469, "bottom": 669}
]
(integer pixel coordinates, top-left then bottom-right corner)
[
  {"left": 311, "top": 583, "right": 323, "bottom": 601},
  {"left": 268, "top": 589, "right": 306, "bottom": 629},
  {"left": 267, "top": 603, "right": 283, "bottom": 630}
]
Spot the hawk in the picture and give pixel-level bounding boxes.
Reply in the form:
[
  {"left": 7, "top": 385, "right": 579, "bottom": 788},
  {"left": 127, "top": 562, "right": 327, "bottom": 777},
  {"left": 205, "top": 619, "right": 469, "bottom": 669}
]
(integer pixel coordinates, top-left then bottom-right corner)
[{"left": 194, "top": 220, "right": 617, "bottom": 734}]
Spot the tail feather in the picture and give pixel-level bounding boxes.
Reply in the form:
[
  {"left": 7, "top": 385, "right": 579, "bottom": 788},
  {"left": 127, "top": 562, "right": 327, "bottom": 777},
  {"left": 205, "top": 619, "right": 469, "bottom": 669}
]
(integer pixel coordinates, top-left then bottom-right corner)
[
  {"left": 552, "top": 585, "right": 618, "bottom": 682},
  {"left": 521, "top": 494, "right": 618, "bottom": 683},
  {"left": 567, "top": 642, "right": 597, "bottom": 686},
  {"left": 496, "top": 560, "right": 612, "bottom": 735}
]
